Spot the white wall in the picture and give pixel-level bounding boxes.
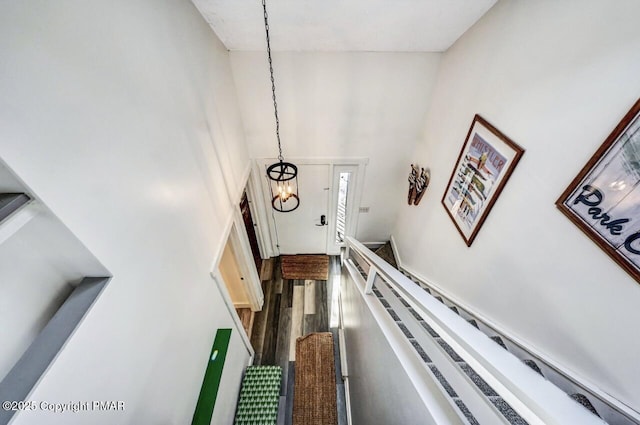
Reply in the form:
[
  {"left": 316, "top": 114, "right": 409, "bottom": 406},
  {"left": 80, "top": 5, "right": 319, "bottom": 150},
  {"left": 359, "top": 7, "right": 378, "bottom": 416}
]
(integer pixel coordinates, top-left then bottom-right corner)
[
  {"left": 393, "top": 0, "right": 640, "bottom": 411},
  {"left": 0, "top": 1, "right": 251, "bottom": 424},
  {"left": 230, "top": 52, "right": 441, "bottom": 243}
]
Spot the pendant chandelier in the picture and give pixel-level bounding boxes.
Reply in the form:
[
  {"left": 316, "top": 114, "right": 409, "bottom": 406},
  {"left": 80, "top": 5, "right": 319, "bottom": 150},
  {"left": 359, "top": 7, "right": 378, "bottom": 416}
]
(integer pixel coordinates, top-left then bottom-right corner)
[{"left": 262, "top": 0, "right": 300, "bottom": 213}]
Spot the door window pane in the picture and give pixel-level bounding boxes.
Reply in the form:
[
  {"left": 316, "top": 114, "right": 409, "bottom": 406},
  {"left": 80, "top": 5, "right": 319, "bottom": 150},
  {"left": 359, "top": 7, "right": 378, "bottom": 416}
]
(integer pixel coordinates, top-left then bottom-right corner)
[{"left": 336, "top": 172, "right": 350, "bottom": 243}]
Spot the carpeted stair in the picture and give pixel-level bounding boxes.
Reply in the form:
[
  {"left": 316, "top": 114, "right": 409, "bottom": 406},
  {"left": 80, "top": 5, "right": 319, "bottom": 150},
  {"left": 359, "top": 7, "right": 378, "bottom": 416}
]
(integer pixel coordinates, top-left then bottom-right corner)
[{"left": 373, "top": 242, "right": 397, "bottom": 269}]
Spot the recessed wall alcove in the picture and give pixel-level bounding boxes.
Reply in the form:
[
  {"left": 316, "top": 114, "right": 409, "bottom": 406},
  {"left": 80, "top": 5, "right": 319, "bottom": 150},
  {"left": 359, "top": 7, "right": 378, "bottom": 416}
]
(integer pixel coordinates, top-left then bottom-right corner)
[{"left": 0, "top": 159, "right": 110, "bottom": 425}]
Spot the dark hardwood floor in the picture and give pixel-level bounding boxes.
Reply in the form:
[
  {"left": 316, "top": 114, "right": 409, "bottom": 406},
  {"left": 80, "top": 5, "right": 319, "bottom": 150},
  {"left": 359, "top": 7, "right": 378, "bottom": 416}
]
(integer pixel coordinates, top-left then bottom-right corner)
[{"left": 249, "top": 256, "right": 346, "bottom": 425}]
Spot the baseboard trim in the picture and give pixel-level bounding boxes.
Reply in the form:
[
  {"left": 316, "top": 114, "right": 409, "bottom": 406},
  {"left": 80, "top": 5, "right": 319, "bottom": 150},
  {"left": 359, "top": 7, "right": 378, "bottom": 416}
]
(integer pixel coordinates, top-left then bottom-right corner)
[{"left": 389, "top": 235, "right": 400, "bottom": 264}]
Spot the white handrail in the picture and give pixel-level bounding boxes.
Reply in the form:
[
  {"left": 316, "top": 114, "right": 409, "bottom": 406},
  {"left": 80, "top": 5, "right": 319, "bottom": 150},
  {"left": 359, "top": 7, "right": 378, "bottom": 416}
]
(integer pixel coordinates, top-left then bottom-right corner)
[{"left": 345, "top": 236, "right": 606, "bottom": 425}]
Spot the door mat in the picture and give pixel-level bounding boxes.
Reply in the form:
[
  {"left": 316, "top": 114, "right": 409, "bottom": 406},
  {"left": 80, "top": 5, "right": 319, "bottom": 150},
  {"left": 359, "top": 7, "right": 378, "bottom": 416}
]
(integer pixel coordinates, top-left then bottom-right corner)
[
  {"left": 292, "top": 332, "right": 337, "bottom": 425},
  {"left": 281, "top": 255, "right": 329, "bottom": 280},
  {"left": 234, "top": 365, "right": 282, "bottom": 425}
]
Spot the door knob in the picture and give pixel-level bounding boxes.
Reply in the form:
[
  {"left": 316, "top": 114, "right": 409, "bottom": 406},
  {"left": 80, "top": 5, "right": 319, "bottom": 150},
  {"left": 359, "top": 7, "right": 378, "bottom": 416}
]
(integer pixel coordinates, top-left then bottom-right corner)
[{"left": 316, "top": 214, "right": 328, "bottom": 226}]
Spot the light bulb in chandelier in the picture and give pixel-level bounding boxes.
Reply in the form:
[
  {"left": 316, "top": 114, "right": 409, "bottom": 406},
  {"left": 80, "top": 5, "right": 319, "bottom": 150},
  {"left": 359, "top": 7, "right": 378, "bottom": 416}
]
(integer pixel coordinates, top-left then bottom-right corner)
[{"left": 278, "top": 183, "right": 291, "bottom": 202}]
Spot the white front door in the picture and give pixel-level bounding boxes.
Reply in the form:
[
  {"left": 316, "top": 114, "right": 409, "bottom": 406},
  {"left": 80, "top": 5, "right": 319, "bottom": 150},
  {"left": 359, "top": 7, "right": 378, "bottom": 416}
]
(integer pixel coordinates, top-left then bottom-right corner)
[{"left": 271, "top": 163, "right": 330, "bottom": 254}]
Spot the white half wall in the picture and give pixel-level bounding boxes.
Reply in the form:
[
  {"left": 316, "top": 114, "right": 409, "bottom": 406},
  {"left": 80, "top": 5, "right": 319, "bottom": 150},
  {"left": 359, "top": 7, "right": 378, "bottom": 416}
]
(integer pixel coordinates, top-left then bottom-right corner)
[
  {"left": 393, "top": 0, "right": 640, "bottom": 411},
  {"left": 340, "top": 270, "right": 459, "bottom": 425},
  {"left": 230, "top": 51, "right": 441, "bottom": 242},
  {"left": 0, "top": 1, "right": 251, "bottom": 423}
]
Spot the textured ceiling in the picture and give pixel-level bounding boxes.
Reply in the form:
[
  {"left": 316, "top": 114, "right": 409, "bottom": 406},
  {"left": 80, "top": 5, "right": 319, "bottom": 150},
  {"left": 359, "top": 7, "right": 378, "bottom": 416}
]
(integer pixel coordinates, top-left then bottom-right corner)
[{"left": 192, "top": 0, "right": 497, "bottom": 52}]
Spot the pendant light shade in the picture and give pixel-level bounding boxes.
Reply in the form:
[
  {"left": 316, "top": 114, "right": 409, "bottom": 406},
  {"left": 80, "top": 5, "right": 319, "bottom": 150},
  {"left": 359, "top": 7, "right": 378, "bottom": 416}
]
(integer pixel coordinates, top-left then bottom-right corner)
[
  {"left": 262, "top": 0, "right": 300, "bottom": 213},
  {"left": 267, "top": 160, "right": 299, "bottom": 212}
]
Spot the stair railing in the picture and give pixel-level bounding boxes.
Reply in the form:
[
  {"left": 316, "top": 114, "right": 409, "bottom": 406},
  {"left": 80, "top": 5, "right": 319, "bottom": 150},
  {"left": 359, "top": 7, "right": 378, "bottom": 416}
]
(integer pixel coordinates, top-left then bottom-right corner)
[{"left": 344, "top": 236, "right": 605, "bottom": 425}]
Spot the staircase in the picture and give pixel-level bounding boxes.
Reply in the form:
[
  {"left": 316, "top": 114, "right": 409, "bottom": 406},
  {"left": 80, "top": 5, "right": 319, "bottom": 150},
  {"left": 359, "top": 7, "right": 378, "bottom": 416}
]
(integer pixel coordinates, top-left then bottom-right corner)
[
  {"left": 351, "top": 259, "right": 525, "bottom": 424},
  {"left": 373, "top": 242, "right": 397, "bottom": 269},
  {"left": 344, "top": 238, "right": 638, "bottom": 425},
  {"left": 391, "top": 267, "right": 639, "bottom": 424}
]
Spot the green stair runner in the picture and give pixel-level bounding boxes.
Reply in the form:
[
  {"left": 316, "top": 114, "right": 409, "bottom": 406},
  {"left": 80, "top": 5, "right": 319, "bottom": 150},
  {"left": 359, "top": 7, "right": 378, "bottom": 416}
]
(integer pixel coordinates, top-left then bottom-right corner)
[{"left": 234, "top": 365, "right": 282, "bottom": 425}]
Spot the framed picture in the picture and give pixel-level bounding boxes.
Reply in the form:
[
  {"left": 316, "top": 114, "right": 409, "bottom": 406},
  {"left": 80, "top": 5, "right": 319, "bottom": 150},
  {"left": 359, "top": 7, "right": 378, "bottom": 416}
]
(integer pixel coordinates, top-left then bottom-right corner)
[
  {"left": 556, "top": 98, "right": 640, "bottom": 283},
  {"left": 442, "top": 114, "right": 525, "bottom": 246}
]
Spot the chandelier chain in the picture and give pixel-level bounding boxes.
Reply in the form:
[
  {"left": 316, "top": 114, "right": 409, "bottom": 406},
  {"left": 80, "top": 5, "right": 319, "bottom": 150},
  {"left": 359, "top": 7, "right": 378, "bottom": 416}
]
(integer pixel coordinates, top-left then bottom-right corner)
[{"left": 262, "top": 0, "right": 283, "bottom": 162}]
